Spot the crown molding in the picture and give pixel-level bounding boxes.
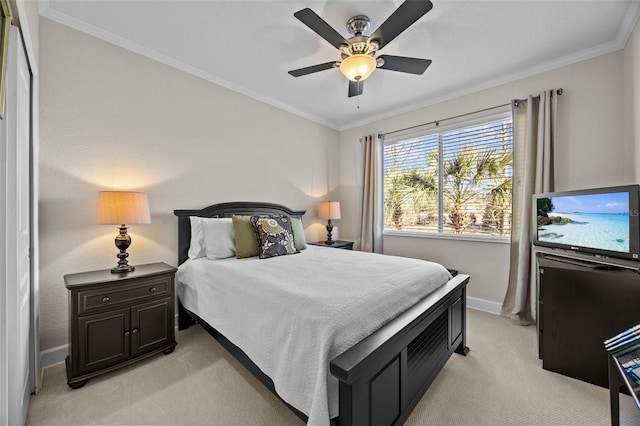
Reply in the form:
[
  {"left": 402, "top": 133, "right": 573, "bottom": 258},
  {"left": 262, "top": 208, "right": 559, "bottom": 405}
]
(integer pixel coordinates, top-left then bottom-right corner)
[{"left": 617, "top": 0, "right": 640, "bottom": 47}]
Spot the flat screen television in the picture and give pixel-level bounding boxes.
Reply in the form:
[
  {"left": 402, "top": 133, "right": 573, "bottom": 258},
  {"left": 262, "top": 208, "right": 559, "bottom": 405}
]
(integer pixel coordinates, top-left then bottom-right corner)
[{"left": 533, "top": 185, "right": 640, "bottom": 266}]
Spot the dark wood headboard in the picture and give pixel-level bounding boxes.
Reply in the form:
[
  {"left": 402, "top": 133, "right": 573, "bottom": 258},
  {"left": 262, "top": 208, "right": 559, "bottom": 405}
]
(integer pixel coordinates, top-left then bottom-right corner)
[{"left": 173, "top": 201, "right": 306, "bottom": 265}]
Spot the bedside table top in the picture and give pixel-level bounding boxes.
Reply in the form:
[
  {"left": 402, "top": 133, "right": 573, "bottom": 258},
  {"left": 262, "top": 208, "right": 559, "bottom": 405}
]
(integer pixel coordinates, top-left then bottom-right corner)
[
  {"left": 308, "top": 240, "right": 354, "bottom": 249},
  {"left": 64, "top": 262, "right": 177, "bottom": 288}
]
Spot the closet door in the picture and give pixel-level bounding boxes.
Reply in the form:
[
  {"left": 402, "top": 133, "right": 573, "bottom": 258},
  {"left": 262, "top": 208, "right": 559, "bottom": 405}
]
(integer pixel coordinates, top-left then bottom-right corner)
[{"left": 2, "top": 26, "right": 32, "bottom": 425}]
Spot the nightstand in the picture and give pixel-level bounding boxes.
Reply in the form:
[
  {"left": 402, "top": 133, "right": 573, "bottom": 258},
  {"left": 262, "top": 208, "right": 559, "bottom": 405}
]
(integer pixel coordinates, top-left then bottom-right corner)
[
  {"left": 309, "top": 240, "right": 354, "bottom": 250},
  {"left": 64, "top": 262, "right": 178, "bottom": 388}
]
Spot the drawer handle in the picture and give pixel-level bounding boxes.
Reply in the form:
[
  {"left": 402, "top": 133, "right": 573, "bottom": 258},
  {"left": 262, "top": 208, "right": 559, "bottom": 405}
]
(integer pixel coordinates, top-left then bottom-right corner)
[
  {"left": 149, "top": 287, "right": 157, "bottom": 293},
  {"left": 132, "top": 328, "right": 138, "bottom": 334},
  {"left": 102, "top": 296, "right": 110, "bottom": 303},
  {"left": 124, "top": 331, "right": 130, "bottom": 337}
]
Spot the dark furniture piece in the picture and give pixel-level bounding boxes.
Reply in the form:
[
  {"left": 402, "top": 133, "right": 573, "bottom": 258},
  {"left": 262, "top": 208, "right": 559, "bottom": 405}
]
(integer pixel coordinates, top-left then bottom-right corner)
[
  {"left": 64, "top": 262, "right": 178, "bottom": 389},
  {"left": 174, "top": 201, "right": 470, "bottom": 426},
  {"left": 538, "top": 254, "right": 640, "bottom": 387},
  {"left": 308, "top": 240, "right": 354, "bottom": 250},
  {"left": 609, "top": 347, "right": 640, "bottom": 425}
]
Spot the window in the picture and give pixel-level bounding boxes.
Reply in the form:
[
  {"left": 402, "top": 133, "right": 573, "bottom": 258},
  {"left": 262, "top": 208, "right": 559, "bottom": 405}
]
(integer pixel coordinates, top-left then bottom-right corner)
[{"left": 383, "top": 113, "right": 513, "bottom": 238}]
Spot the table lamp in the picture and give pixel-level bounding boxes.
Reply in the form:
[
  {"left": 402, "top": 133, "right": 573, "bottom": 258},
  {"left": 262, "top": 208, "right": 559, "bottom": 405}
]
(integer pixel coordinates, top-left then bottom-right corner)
[
  {"left": 96, "top": 191, "right": 151, "bottom": 273},
  {"left": 318, "top": 201, "right": 341, "bottom": 245}
]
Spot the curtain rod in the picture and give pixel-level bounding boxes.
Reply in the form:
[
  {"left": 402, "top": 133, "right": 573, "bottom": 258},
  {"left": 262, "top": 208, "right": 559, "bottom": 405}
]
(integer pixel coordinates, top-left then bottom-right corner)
[{"left": 380, "top": 88, "right": 563, "bottom": 138}]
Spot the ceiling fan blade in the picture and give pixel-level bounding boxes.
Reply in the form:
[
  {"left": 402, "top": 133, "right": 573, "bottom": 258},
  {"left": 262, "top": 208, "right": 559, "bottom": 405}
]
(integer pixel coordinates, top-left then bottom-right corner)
[
  {"left": 348, "top": 80, "right": 364, "bottom": 98},
  {"left": 288, "top": 62, "right": 338, "bottom": 77},
  {"left": 369, "top": 0, "right": 433, "bottom": 49},
  {"left": 294, "top": 8, "right": 350, "bottom": 50},
  {"left": 377, "top": 55, "right": 432, "bottom": 74}
]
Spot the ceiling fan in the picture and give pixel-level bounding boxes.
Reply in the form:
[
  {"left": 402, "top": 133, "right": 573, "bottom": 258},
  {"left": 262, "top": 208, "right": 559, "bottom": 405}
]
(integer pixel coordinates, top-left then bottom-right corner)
[{"left": 288, "top": 0, "right": 434, "bottom": 98}]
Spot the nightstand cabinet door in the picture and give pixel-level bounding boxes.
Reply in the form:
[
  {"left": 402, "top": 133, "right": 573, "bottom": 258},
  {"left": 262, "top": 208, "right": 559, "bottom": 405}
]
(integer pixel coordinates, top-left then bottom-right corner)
[
  {"left": 78, "top": 307, "right": 130, "bottom": 373},
  {"left": 131, "top": 296, "right": 173, "bottom": 356}
]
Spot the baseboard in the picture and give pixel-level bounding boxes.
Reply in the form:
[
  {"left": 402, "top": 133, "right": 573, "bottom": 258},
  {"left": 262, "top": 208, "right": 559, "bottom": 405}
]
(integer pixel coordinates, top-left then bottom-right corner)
[
  {"left": 40, "top": 344, "right": 68, "bottom": 369},
  {"left": 466, "top": 296, "right": 502, "bottom": 315}
]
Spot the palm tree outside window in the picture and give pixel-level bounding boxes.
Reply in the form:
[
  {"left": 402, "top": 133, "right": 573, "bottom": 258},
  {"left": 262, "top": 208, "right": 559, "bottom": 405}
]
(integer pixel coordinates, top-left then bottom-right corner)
[{"left": 383, "top": 112, "right": 513, "bottom": 238}]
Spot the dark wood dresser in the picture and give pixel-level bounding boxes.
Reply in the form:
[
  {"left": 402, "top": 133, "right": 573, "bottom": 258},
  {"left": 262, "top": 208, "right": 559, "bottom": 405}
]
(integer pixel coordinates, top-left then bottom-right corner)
[
  {"left": 64, "top": 262, "right": 177, "bottom": 388},
  {"left": 538, "top": 255, "right": 640, "bottom": 388}
]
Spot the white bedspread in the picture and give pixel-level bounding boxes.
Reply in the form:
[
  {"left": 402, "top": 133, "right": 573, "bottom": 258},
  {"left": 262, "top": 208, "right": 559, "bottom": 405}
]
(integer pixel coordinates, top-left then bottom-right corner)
[{"left": 177, "top": 246, "right": 451, "bottom": 425}]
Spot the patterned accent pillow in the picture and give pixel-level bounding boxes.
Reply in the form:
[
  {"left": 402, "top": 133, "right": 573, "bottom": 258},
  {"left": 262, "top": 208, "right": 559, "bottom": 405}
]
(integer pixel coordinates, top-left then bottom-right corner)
[{"left": 250, "top": 215, "right": 298, "bottom": 259}]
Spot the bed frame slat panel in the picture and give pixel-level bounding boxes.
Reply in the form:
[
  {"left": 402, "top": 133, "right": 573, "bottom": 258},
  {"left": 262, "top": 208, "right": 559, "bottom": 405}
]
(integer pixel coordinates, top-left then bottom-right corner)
[{"left": 407, "top": 311, "right": 448, "bottom": 400}]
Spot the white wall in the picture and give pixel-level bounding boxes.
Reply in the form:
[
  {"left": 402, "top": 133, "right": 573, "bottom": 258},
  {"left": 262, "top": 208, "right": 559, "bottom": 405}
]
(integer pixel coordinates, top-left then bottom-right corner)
[
  {"left": 625, "top": 15, "right": 640, "bottom": 181},
  {"left": 338, "top": 51, "right": 626, "bottom": 310},
  {"left": 38, "top": 18, "right": 339, "bottom": 352}
]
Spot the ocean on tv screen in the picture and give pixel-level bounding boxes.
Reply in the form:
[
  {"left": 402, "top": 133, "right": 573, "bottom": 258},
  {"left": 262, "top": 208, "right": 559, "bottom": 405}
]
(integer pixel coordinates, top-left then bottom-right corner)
[{"left": 537, "top": 192, "right": 630, "bottom": 253}]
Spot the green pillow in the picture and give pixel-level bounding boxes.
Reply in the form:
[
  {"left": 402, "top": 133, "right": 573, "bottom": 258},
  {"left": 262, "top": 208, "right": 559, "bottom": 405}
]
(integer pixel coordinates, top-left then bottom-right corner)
[
  {"left": 291, "top": 216, "right": 307, "bottom": 250},
  {"left": 232, "top": 215, "right": 260, "bottom": 258}
]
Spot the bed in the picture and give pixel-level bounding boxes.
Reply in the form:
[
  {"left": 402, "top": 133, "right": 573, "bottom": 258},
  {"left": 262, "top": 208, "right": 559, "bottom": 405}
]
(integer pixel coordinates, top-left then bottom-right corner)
[{"left": 174, "top": 201, "right": 470, "bottom": 426}]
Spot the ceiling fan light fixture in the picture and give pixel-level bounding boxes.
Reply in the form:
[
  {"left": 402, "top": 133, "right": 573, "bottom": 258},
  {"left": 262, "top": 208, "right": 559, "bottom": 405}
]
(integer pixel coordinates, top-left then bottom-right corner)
[{"left": 339, "top": 54, "right": 377, "bottom": 82}]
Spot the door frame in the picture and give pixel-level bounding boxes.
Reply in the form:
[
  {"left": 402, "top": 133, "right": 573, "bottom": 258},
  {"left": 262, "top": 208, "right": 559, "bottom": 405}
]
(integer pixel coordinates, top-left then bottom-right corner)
[{"left": 0, "top": 24, "right": 35, "bottom": 425}]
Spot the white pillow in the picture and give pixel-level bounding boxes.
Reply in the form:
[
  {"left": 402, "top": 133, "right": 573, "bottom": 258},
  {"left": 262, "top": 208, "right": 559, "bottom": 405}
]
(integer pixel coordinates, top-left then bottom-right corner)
[
  {"left": 202, "top": 218, "right": 236, "bottom": 260},
  {"left": 188, "top": 217, "right": 206, "bottom": 259}
]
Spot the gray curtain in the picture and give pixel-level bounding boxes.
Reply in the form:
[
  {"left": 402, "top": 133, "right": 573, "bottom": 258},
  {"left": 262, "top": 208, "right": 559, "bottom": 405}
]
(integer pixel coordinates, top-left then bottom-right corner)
[
  {"left": 360, "top": 134, "right": 384, "bottom": 253},
  {"left": 502, "top": 90, "right": 557, "bottom": 325}
]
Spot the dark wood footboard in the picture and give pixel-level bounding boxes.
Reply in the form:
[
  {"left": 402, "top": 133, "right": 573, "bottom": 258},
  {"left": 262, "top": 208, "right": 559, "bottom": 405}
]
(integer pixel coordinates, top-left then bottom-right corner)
[
  {"left": 179, "top": 273, "right": 469, "bottom": 426},
  {"left": 330, "top": 273, "right": 469, "bottom": 426}
]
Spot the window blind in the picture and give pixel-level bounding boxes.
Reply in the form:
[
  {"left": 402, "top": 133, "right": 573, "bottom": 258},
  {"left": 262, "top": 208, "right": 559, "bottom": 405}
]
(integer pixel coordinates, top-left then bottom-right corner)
[{"left": 383, "top": 116, "right": 513, "bottom": 237}]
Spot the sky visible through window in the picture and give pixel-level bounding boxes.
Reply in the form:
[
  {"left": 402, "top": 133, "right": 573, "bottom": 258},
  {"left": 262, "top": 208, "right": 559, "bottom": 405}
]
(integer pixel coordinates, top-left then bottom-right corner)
[
  {"left": 384, "top": 135, "right": 438, "bottom": 173},
  {"left": 384, "top": 121, "right": 512, "bottom": 174}
]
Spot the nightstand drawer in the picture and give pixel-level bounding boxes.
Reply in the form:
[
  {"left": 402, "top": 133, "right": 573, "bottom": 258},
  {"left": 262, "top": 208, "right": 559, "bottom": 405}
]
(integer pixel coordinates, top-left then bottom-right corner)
[{"left": 78, "top": 276, "right": 170, "bottom": 314}]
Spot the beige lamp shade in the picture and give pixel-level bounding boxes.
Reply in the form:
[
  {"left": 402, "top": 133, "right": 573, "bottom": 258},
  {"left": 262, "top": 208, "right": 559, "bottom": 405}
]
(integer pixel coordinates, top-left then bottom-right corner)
[
  {"left": 318, "top": 201, "right": 341, "bottom": 220},
  {"left": 96, "top": 191, "right": 151, "bottom": 225}
]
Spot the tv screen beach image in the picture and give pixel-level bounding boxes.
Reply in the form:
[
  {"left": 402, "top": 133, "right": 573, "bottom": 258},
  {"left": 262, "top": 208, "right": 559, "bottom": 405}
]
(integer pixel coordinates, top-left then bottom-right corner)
[{"left": 537, "top": 192, "right": 630, "bottom": 253}]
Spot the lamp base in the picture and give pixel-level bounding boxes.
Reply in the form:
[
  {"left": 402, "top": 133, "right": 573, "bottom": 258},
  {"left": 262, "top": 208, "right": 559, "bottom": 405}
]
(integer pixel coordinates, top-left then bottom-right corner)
[
  {"left": 111, "top": 265, "right": 135, "bottom": 274},
  {"left": 325, "top": 220, "right": 334, "bottom": 245},
  {"left": 111, "top": 224, "right": 134, "bottom": 274}
]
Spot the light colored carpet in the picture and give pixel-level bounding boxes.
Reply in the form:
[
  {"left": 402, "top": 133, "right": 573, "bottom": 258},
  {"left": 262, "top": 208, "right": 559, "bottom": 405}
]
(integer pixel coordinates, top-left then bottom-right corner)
[{"left": 27, "top": 309, "right": 635, "bottom": 425}]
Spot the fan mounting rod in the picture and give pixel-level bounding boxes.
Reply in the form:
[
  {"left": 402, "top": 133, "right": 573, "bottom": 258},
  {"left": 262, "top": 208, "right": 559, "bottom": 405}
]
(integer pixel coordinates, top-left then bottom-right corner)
[{"left": 346, "top": 15, "right": 370, "bottom": 36}]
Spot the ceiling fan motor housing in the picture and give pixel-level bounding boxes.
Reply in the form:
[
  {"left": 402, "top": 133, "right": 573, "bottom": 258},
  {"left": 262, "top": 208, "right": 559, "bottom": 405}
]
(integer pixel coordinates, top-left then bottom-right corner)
[{"left": 340, "top": 36, "right": 378, "bottom": 59}]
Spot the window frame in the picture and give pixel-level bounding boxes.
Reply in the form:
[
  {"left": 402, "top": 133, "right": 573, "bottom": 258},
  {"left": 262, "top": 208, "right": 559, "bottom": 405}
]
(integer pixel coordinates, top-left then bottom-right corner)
[{"left": 382, "top": 108, "right": 513, "bottom": 243}]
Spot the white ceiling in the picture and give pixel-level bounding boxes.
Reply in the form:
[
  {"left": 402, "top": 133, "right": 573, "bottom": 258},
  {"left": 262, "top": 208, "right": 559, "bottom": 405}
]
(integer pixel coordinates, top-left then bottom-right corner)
[{"left": 39, "top": 0, "right": 640, "bottom": 130}]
